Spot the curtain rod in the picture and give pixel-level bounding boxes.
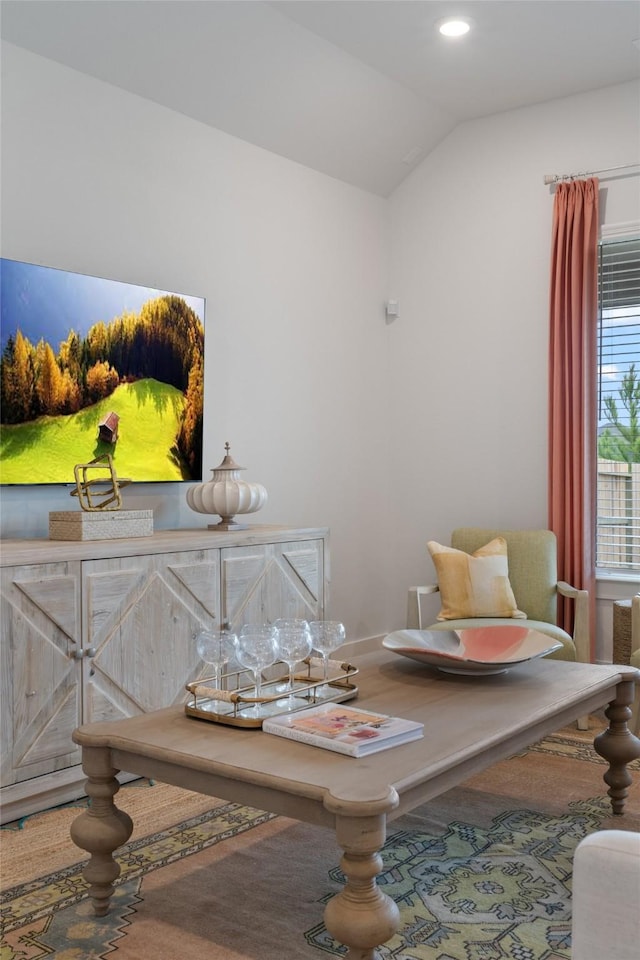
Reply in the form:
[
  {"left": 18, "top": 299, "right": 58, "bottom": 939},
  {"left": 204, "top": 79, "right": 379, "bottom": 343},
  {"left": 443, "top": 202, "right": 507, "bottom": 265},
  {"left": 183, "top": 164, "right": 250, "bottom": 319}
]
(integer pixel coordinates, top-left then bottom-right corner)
[{"left": 543, "top": 162, "right": 640, "bottom": 185}]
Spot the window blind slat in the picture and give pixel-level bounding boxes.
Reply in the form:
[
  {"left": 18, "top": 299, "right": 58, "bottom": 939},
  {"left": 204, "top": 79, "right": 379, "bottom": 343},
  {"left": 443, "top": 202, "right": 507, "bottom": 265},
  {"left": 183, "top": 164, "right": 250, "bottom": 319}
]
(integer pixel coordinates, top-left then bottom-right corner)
[
  {"left": 599, "top": 240, "right": 640, "bottom": 309},
  {"left": 597, "top": 236, "right": 640, "bottom": 572}
]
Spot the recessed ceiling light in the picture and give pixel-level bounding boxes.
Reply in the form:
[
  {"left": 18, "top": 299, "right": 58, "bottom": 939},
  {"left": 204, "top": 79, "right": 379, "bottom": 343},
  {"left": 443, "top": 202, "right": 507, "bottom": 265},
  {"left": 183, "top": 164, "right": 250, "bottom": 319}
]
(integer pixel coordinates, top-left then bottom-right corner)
[{"left": 438, "top": 18, "right": 471, "bottom": 38}]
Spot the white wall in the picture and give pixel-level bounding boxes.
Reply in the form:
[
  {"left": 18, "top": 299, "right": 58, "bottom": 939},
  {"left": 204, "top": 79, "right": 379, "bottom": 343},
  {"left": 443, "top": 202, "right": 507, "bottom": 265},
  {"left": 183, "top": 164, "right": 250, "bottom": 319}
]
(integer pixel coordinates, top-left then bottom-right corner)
[
  {"left": 1, "top": 43, "right": 639, "bottom": 650},
  {"left": 0, "top": 42, "right": 393, "bottom": 641},
  {"left": 387, "top": 80, "right": 640, "bottom": 656}
]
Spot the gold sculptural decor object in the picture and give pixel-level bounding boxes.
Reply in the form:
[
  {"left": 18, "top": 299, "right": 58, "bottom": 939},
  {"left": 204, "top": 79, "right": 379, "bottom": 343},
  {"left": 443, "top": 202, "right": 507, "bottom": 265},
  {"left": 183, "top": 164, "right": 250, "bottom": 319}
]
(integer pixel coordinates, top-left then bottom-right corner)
[
  {"left": 49, "top": 454, "right": 151, "bottom": 540},
  {"left": 71, "top": 454, "right": 131, "bottom": 511}
]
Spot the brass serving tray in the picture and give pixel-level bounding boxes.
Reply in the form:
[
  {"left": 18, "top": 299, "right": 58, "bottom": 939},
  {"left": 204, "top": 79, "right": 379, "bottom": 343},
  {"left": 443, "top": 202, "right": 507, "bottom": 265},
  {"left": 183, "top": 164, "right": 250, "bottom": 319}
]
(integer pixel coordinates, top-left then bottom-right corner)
[{"left": 185, "top": 656, "right": 359, "bottom": 728}]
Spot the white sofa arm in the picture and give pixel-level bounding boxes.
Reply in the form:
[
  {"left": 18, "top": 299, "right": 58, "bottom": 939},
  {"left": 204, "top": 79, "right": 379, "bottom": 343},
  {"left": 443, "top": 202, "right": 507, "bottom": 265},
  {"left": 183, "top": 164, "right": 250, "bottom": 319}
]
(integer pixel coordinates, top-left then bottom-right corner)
[
  {"left": 571, "top": 830, "right": 640, "bottom": 960},
  {"left": 407, "top": 585, "right": 439, "bottom": 630},
  {"left": 557, "top": 581, "right": 590, "bottom": 663}
]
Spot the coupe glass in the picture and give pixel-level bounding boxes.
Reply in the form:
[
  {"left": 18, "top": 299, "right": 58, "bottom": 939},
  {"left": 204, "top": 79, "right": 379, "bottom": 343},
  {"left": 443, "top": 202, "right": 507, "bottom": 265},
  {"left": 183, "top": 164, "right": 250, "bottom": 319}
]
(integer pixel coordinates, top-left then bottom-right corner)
[
  {"left": 195, "top": 626, "right": 237, "bottom": 704},
  {"left": 234, "top": 623, "right": 280, "bottom": 717},
  {"left": 273, "top": 618, "right": 312, "bottom": 708},
  {"left": 309, "top": 620, "right": 346, "bottom": 694}
]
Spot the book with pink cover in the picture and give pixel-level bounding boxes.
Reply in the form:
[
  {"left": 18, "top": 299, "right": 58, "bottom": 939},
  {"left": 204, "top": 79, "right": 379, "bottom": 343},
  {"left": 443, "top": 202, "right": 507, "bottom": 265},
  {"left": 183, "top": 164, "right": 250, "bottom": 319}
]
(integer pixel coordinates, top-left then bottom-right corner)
[{"left": 261, "top": 702, "right": 424, "bottom": 757}]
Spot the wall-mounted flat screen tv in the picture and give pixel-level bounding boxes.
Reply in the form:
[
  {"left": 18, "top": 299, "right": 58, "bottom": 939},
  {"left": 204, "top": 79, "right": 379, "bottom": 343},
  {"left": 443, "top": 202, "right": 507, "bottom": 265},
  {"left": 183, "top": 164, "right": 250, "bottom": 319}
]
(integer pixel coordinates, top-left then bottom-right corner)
[{"left": 0, "top": 258, "right": 205, "bottom": 485}]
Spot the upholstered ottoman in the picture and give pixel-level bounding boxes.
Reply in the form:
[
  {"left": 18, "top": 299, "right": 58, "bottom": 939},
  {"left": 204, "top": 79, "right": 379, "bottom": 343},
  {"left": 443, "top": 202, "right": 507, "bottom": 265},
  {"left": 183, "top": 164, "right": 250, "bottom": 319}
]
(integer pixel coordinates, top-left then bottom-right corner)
[{"left": 571, "top": 830, "right": 640, "bottom": 960}]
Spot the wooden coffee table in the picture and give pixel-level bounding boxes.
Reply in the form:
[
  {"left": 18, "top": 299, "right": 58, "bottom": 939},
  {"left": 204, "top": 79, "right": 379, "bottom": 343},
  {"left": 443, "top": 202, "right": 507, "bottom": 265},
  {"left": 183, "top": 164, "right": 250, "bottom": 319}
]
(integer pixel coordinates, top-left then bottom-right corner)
[{"left": 71, "top": 649, "right": 640, "bottom": 959}]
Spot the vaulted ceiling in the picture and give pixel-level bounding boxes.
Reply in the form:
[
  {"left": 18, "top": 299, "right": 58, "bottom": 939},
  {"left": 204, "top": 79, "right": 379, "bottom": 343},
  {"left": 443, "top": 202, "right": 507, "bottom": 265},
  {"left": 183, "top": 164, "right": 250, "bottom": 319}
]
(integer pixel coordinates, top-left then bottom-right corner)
[{"left": 1, "top": 1, "right": 639, "bottom": 195}]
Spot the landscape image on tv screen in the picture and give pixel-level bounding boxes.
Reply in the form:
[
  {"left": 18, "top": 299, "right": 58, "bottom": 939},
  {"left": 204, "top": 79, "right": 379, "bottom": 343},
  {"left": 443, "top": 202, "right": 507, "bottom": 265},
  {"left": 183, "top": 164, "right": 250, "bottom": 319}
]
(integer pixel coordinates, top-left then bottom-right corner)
[{"left": 0, "top": 258, "right": 205, "bottom": 485}]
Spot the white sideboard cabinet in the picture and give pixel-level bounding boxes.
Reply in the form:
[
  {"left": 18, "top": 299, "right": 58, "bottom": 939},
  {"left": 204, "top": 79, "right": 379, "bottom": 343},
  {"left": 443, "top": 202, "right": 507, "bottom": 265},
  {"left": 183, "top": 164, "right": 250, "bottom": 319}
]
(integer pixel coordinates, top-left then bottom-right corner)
[{"left": 0, "top": 525, "right": 329, "bottom": 823}]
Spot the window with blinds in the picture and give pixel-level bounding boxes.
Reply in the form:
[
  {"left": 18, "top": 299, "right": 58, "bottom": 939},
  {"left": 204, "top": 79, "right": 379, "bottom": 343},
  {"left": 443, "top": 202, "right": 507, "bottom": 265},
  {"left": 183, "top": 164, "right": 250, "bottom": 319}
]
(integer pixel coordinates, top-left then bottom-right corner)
[{"left": 596, "top": 236, "right": 640, "bottom": 572}]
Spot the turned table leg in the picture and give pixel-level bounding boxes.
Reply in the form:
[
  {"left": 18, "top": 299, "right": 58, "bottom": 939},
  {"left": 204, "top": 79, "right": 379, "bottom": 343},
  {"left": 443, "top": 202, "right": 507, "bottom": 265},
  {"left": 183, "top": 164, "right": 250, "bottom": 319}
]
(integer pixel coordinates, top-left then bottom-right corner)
[
  {"left": 70, "top": 746, "right": 133, "bottom": 916},
  {"left": 324, "top": 813, "right": 399, "bottom": 960},
  {"left": 594, "top": 677, "right": 640, "bottom": 815}
]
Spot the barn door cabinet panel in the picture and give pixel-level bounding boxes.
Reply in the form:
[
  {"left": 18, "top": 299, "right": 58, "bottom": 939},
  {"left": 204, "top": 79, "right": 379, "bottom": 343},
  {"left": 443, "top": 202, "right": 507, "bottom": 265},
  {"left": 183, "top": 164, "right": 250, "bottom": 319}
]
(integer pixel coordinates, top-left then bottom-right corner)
[
  {"left": 82, "top": 548, "right": 221, "bottom": 725},
  {"left": 221, "top": 539, "right": 324, "bottom": 628},
  {"left": 0, "top": 561, "right": 82, "bottom": 793},
  {"left": 0, "top": 526, "right": 328, "bottom": 823}
]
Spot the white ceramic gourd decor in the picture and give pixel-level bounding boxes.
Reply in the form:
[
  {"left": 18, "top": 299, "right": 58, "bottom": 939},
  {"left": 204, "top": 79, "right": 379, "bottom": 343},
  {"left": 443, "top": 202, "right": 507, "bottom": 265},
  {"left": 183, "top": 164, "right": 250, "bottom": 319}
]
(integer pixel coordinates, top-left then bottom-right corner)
[{"left": 186, "top": 443, "right": 267, "bottom": 530}]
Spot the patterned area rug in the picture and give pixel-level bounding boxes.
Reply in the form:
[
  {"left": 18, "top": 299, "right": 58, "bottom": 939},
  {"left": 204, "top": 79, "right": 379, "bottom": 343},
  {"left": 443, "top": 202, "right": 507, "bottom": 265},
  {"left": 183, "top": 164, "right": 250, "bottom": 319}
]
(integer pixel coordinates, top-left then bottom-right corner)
[
  {"left": 1, "top": 724, "right": 639, "bottom": 960},
  {"left": 1, "top": 801, "right": 276, "bottom": 940},
  {"left": 310, "top": 796, "right": 611, "bottom": 959}
]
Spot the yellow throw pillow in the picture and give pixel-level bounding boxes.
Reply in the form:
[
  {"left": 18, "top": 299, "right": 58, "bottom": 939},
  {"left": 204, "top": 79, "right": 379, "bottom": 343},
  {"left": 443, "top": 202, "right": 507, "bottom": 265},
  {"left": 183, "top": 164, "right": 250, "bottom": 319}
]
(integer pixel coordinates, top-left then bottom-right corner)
[{"left": 427, "top": 537, "right": 526, "bottom": 621}]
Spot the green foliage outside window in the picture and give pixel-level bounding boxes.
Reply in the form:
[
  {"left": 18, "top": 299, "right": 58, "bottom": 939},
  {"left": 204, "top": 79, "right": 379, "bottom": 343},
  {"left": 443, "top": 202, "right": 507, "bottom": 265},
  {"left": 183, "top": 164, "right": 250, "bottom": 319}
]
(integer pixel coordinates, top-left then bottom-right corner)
[{"left": 598, "top": 363, "right": 640, "bottom": 464}]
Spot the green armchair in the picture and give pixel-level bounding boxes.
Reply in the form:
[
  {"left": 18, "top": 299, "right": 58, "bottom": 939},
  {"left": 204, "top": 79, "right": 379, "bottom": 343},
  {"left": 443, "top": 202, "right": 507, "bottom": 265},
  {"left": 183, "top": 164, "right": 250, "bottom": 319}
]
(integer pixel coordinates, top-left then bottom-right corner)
[{"left": 407, "top": 528, "right": 591, "bottom": 728}]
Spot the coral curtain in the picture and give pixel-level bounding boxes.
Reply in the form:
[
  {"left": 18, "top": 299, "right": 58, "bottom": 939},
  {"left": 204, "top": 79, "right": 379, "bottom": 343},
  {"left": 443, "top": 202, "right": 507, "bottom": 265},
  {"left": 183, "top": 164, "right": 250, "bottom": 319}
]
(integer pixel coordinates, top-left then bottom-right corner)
[{"left": 548, "top": 178, "right": 599, "bottom": 654}]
